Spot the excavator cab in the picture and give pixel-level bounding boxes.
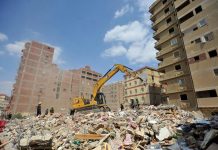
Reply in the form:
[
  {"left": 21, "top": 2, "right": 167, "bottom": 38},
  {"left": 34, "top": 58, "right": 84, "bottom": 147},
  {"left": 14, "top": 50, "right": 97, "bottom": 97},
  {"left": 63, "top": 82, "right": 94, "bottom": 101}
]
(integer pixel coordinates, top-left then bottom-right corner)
[{"left": 94, "top": 92, "right": 106, "bottom": 105}]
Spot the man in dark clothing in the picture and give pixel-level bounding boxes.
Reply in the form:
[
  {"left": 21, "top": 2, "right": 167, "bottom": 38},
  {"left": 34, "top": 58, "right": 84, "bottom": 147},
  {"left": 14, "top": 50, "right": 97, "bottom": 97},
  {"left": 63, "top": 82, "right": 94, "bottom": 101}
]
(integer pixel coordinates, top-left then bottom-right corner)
[
  {"left": 130, "top": 99, "right": 134, "bottom": 109},
  {"left": 70, "top": 109, "right": 75, "bottom": 116},
  {"left": 50, "top": 107, "right": 54, "bottom": 115},
  {"left": 120, "top": 104, "right": 124, "bottom": 111},
  {"left": 8, "top": 112, "right": 12, "bottom": 120},
  {"left": 45, "top": 108, "right": 48, "bottom": 115},
  {"left": 36, "top": 102, "right": 42, "bottom": 116}
]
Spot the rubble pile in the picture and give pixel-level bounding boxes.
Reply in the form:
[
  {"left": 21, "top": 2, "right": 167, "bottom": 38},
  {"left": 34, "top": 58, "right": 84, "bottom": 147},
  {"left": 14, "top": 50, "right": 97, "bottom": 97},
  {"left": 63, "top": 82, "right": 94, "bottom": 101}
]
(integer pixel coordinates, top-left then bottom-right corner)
[{"left": 0, "top": 105, "right": 218, "bottom": 150}]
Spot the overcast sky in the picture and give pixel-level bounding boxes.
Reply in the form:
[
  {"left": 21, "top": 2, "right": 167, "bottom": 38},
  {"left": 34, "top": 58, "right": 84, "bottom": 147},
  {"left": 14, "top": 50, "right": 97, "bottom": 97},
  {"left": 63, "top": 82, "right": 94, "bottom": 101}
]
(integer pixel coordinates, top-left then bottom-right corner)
[{"left": 0, "top": 0, "right": 156, "bottom": 95}]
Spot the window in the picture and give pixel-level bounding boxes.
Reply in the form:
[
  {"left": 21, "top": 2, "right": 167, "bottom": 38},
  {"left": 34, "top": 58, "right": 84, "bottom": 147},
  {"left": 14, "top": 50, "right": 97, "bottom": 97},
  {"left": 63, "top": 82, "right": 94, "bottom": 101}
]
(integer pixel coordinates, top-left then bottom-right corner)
[
  {"left": 82, "top": 71, "right": 86, "bottom": 74},
  {"left": 176, "top": 0, "right": 190, "bottom": 12},
  {"left": 134, "top": 81, "right": 137, "bottom": 85},
  {"left": 170, "top": 39, "right": 178, "bottom": 46},
  {"left": 164, "top": 8, "right": 169, "bottom": 14},
  {"left": 152, "top": 75, "right": 154, "bottom": 81},
  {"left": 204, "top": 32, "right": 214, "bottom": 41},
  {"left": 194, "top": 38, "right": 201, "bottom": 44},
  {"left": 198, "top": 19, "right": 207, "bottom": 28},
  {"left": 180, "top": 94, "right": 188, "bottom": 100},
  {"left": 169, "top": 28, "right": 174, "bottom": 34},
  {"left": 81, "top": 76, "right": 85, "bottom": 78},
  {"left": 174, "top": 51, "right": 180, "bottom": 58},
  {"left": 129, "top": 82, "right": 131, "bottom": 86},
  {"left": 179, "top": 12, "right": 194, "bottom": 23},
  {"left": 87, "top": 72, "right": 92, "bottom": 75},
  {"left": 135, "top": 89, "right": 137, "bottom": 94},
  {"left": 214, "top": 69, "right": 218, "bottom": 76},
  {"left": 196, "top": 90, "right": 217, "bottom": 98},
  {"left": 166, "top": 17, "right": 172, "bottom": 24},
  {"left": 208, "top": 50, "right": 217, "bottom": 58},
  {"left": 195, "top": 6, "right": 202, "bottom": 14},
  {"left": 175, "top": 64, "right": 181, "bottom": 70},
  {"left": 130, "top": 90, "right": 132, "bottom": 94},
  {"left": 194, "top": 56, "right": 200, "bottom": 61},
  {"left": 193, "top": 27, "right": 198, "bottom": 31},
  {"left": 141, "top": 88, "right": 144, "bottom": 92}
]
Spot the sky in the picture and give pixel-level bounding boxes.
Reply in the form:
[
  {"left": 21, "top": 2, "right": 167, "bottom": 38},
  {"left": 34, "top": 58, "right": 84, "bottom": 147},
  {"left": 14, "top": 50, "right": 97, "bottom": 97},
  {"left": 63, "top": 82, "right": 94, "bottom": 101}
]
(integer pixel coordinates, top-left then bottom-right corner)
[{"left": 0, "top": 0, "right": 157, "bottom": 95}]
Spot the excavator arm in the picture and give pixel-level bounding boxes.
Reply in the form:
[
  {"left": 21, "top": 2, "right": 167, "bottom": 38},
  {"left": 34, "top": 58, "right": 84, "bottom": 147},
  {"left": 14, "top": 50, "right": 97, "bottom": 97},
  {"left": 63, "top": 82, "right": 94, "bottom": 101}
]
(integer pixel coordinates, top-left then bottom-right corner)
[
  {"left": 72, "top": 64, "right": 145, "bottom": 111},
  {"left": 91, "top": 64, "right": 143, "bottom": 101}
]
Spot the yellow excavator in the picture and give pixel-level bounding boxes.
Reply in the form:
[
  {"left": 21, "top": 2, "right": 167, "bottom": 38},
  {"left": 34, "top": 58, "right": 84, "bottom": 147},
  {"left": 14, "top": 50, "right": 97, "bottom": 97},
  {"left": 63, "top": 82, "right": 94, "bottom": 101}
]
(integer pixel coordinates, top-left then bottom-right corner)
[{"left": 72, "top": 64, "right": 145, "bottom": 112}]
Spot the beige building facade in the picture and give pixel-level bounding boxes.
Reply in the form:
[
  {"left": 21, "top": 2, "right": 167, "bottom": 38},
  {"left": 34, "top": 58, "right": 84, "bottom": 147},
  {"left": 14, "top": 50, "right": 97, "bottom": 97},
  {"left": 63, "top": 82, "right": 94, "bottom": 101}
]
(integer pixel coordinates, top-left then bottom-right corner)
[
  {"left": 124, "top": 66, "right": 162, "bottom": 107},
  {"left": 150, "top": 0, "right": 218, "bottom": 110},
  {"left": 175, "top": 0, "right": 218, "bottom": 109},
  {"left": 102, "top": 81, "right": 124, "bottom": 111}
]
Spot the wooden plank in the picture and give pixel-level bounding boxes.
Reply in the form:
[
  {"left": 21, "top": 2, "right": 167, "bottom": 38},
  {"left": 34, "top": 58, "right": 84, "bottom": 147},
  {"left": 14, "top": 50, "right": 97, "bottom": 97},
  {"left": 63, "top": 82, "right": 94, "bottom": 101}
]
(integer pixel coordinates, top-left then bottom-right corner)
[{"left": 75, "top": 134, "right": 106, "bottom": 140}]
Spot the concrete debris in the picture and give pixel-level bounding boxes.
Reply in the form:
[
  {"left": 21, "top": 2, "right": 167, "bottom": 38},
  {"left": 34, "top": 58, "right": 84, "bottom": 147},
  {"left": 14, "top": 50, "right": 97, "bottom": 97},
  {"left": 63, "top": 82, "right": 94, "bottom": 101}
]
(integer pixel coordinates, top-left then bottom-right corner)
[
  {"left": 0, "top": 105, "right": 218, "bottom": 150},
  {"left": 156, "top": 127, "right": 172, "bottom": 141}
]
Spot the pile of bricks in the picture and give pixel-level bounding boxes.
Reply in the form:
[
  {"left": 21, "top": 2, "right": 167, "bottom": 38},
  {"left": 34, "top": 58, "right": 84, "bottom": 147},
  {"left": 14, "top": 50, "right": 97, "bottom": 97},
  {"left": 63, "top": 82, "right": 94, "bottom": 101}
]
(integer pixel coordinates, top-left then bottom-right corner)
[{"left": 0, "top": 105, "right": 217, "bottom": 150}]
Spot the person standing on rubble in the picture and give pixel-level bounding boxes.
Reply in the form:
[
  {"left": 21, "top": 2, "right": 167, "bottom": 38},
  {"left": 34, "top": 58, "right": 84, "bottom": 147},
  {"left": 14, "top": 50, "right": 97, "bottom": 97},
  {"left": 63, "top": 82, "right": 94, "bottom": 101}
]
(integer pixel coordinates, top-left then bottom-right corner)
[
  {"left": 130, "top": 99, "right": 135, "bottom": 109},
  {"left": 45, "top": 108, "right": 48, "bottom": 115},
  {"left": 36, "top": 102, "right": 42, "bottom": 116},
  {"left": 120, "top": 104, "right": 124, "bottom": 111},
  {"left": 50, "top": 107, "right": 54, "bottom": 115}
]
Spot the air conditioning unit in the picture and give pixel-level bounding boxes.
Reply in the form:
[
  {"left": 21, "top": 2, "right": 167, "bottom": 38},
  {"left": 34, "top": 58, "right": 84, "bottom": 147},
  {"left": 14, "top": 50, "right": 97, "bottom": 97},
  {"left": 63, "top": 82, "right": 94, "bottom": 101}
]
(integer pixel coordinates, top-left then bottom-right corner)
[{"left": 200, "top": 36, "right": 206, "bottom": 43}]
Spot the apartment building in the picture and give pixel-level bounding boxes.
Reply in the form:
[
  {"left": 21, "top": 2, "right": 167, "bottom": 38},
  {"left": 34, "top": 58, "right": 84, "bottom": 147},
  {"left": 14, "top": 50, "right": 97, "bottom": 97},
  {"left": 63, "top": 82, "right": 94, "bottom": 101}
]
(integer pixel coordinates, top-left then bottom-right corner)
[
  {"left": 150, "top": 0, "right": 197, "bottom": 109},
  {"left": 150, "top": 0, "right": 218, "bottom": 110},
  {"left": 124, "top": 66, "right": 162, "bottom": 107},
  {"left": 174, "top": 0, "right": 218, "bottom": 110},
  {"left": 11, "top": 41, "right": 55, "bottom": 113},
  {"left": 42, "top": 64, "right": 74, "bottom": 113},
  {"left": 72, "top": 66, "right": 102, "bottom": 100},
  {"left": 102, "top": 81, "right": 124, "bottom": 111}
]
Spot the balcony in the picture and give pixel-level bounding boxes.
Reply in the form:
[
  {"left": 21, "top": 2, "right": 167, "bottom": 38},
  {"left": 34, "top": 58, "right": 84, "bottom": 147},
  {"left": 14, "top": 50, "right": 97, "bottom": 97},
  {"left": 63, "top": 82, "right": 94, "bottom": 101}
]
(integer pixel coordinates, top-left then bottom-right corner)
[
  {"left": 197, "top": 97, "right": 218, "bottom": 108},
  {"left": 150, "top": 0, "right": 173, "bottom": 19},
  {"left": 158, "top": 62, "right": 164, "bottom": 68},
  {"left": 158, "top": 56, "right": 186, "bottom": 70},
  {"left": 155, "top": 32, "right": 179, "bottom": 48},
  {"left": 152, "top": 9, "right": 175, "bottom": 27},
  {"left": 160, "top": 70, "right": 186, "bottom": 81},
  {"left": 153, "top": 19, "right": 177, "bottom": 38},
  {"left": 149, "top": 0, "right": 160, "bottom": 12},
  {"left": 157, "top": 42, "right": 183, "bottom": 57},
  {"left": 156, "top": 51, "right": 161, "bottom": 57},
  {"left": 165, "top": 85, "right": 189, "bottom": 94}
]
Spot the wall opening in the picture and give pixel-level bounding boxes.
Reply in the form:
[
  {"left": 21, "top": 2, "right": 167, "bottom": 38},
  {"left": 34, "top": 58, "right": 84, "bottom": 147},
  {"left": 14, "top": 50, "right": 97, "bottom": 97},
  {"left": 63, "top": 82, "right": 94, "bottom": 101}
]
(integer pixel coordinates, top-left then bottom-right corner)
[
  {"left": 196, "top": 90, "right": 217, "bottom": 98},
  {"left": 180, "top": 94, "right": 188, "bottom": 100}
]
